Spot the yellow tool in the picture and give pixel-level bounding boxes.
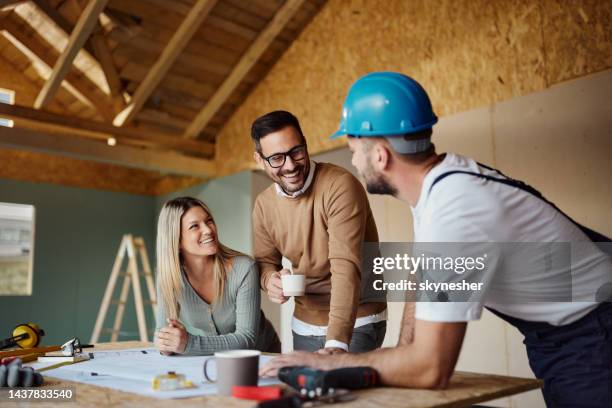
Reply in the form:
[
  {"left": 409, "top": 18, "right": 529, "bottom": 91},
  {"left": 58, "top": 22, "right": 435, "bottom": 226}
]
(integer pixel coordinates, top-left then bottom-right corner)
[
  {"left": 0, "top": 337, "right": 92, "bottom": 360},
  {"left": 152, "top": 371, "right": 195, "bottom": 391},
  {"left": 0, "top": 323, "right": 45, "bottom": 350}
]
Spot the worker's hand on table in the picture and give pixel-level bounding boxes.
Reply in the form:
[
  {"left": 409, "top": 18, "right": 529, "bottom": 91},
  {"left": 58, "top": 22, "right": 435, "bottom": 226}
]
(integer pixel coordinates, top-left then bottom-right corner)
[
  {"left": 259, "top": 351, "right": 332, "bottom": 378},
  {"left": 316, "top": 347, "right": 346, "bottom": 355},
  {"left": 266, "top": 269, "right": 290, "bottom": 304},
  {"left": 155, "top": 318, "right": 188, "bottom": 354}
]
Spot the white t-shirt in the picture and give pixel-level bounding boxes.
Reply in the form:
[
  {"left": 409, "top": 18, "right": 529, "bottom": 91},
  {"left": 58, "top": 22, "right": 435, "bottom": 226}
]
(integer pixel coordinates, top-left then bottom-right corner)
[{"left": 413, "top": 153, "right": 612, "bottom": 326}]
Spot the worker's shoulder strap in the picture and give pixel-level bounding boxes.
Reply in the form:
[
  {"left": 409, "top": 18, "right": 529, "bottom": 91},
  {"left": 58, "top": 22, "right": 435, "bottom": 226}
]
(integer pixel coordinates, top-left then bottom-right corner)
[{"left": 429, "top": 162, "right": 611, "bottom": 243}]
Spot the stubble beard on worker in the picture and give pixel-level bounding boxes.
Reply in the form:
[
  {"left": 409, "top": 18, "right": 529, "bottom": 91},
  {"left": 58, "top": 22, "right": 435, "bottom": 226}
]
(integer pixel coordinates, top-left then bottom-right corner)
[
  {"left": 276, "top": 161, "right": 309, "bottom": 194},
  {"left": 363, "top": 163, "right": 397, "bottom": 197}
]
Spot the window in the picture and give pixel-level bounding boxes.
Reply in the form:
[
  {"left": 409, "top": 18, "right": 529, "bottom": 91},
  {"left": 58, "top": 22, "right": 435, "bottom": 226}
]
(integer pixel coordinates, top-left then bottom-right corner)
[
  {"left": 0, "top": 202, "right": 35, "bottom": 295},
  {"left": 0, "top": 88, "right": 14, "bottom": 128}
]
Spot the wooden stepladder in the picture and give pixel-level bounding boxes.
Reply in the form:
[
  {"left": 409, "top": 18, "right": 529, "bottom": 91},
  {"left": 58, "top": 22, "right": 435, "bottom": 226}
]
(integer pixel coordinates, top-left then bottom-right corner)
[{"left": 90, "top": 234, "right": 157, "bottom": 343}]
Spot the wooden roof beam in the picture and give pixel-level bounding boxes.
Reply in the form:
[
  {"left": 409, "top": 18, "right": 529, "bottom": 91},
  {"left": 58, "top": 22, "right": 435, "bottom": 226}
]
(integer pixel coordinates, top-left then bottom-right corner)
[
  {"left": 32, "top": 0, "right": 123, "bottom": 99},
  {"left": 183, "top": 0, "right": 305, "bottom": 139},
  {"left": 2, "top": 12, "right": 116, "bottom": 119},
  {"left": 0, "top": 126, "right": 216, "bottom": 178},
  {"left": 34, "top": 0, "right": 109, "bottom": 109},
  {"left": 90, "top": 31, "right": 122, "bottom": 98},
  {"left": 113, "top": 0, "right": 218, "bottom": 127},
  {"left": 31, "top": 0, "right": 90, "bottom": 50},
  {"left": 0, "top": 103, "right": 214, "bottom": 157}
]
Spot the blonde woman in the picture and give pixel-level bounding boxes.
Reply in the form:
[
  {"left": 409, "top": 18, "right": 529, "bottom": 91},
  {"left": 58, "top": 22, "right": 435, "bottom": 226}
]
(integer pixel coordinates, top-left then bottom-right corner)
[{"left": 154, "top": 196, "right": 280, "bottom": 355}]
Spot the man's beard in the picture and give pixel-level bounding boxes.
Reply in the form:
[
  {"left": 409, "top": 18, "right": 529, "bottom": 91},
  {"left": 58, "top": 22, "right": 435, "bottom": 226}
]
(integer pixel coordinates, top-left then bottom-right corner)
[
  {"left": 276, "top": 163, "right": 308, "bottom": 193},
  {"left": 363, "top": 166, "right": 397, "bottom": 196},
  {"left": 366, "top": 175, "right": 397, "bottom": 196}
]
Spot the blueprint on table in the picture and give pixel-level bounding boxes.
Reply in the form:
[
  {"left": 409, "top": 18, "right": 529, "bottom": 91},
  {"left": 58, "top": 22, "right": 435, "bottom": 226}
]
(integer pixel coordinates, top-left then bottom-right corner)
[{"left": 29, "top": 348, "right": 280, "bottom": 399}]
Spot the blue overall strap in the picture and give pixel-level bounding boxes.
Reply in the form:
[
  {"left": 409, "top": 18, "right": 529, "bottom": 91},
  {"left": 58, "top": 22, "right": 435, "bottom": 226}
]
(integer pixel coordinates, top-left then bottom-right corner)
[{"left": 429, "top": 165, "right": 611, "bottom": 243}]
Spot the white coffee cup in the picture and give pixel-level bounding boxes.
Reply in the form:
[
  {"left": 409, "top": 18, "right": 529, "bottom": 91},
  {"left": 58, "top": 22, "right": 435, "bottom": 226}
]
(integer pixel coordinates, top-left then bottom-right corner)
[{"left": 281, "top": 274, "right": 306, "bottom": 297}]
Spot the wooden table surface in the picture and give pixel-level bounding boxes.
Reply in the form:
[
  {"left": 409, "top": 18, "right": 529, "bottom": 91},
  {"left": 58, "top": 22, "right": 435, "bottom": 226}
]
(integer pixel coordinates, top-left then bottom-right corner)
[{"left": 4, "top": 341, "right": 542, "bottom": 408}]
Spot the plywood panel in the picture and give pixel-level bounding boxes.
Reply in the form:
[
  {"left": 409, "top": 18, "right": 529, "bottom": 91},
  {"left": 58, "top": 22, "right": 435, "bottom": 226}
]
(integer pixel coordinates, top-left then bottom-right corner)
[
  {"left": 214, "top": 0, "right": 611, "bottom": 177},
  {"left": 541, "top": 0, "right": 612, "bottom": 85},
  {"left": 493, "top": 69, "right": 612, "bottom": 236},
  {"left": 150, "top": 175, "right": 205, "bottom": 196},
  {"left": 433, "top": 105, "right": 496, "bottom": 167},
  {"left": 0, "top": 147, "right": 203, "bottom": 196}
]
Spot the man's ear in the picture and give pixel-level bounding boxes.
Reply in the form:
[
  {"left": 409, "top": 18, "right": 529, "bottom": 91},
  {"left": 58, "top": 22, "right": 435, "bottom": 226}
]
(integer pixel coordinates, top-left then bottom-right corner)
[
  {"left": 381, "top": 145, "right": 393, "bottom": 171},
  {"left": 253, "top": 151, "right": 265, "bottom": 170},
  {"left": 372, "top": 142, "right": 392, "bottom": 171}
]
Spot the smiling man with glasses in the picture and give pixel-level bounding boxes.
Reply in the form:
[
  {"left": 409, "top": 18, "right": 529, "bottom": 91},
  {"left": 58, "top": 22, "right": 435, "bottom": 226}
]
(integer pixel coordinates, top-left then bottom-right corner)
[{"left": 251, "top": 110, "right": 387, "bottom": 354}]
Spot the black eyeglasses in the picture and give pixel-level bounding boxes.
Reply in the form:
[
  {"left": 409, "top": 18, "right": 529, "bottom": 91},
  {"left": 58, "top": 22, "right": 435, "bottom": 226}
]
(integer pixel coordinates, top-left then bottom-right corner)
[{"left": 259, "top": 144, "right": 307, "bottom": 168}]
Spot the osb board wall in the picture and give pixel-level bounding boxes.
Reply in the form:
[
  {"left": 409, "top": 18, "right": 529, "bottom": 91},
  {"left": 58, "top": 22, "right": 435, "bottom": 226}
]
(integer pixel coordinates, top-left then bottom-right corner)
[
  {"left": 215, "top": 0, "right": 612, "bottom": 176},
  {"left": 0, "top": 147, "right": 202, "bottom": 196}
]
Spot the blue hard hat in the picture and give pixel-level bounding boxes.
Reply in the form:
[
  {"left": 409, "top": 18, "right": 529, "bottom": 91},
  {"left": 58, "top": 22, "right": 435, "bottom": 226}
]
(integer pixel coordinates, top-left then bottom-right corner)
[{"left": 331, "top": 72, "right": 438, "bottom": 139}]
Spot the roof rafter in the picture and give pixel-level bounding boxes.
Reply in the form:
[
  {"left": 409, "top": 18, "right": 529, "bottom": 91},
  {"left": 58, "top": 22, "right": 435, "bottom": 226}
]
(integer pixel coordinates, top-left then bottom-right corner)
[
  {"left": 183, "top": 0, "right": 306, "bottom": 139},
  {"left": 32, "top": 0, "right": 122, "bottom": 99},
  {"left": 2, "top": 11, "right": 117, "bottom": 119},
  {"left": 112, "top": 0, "right": 218, "bottom": 127},
  {"left": 31, "top": 0, "right": 92, "bottom": 52},
  {"left": 0, "top": 103, "right": 214, "bottom": 157},
  {"left": 34, "top": 0, "right": 109, "bottom": 109}
]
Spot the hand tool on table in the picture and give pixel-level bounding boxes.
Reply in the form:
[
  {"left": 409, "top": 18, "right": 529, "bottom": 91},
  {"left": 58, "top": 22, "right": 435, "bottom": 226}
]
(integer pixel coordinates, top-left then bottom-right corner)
[
  {"left": 0, "top": 337, "right": 92, "bottom": 360},
  {"left": 279, "top": 365, "right": 380, "bottom": 396},
  {"left": 0, "top": 323, "right": 45, "bottom": 350},
  {"left": 257, "top": 366, "right": 379, "bottom": 407}
]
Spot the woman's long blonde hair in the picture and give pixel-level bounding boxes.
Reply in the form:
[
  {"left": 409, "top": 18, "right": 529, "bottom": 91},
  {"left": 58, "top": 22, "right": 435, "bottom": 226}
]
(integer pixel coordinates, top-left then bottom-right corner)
[{"left": 156, "top": 197, "right": 243, "bottom": 319}]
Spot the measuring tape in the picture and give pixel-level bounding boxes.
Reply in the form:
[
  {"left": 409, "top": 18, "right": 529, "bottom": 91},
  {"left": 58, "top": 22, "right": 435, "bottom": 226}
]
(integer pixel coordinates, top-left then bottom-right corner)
[{"left": 152, "top": 371, "right": 195, "bottom": 391}]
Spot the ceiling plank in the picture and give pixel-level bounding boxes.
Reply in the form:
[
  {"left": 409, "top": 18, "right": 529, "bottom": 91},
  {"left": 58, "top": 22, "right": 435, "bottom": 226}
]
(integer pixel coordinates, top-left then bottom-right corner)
[
  {"left": 31, "top": 0, "right": 90, "bottom": 50},
  {"left": 2, "top": 11, "right": 116, "bottom": 119},
  {"left": 138, "top": 108, "right": 190, "bottom": 129},
  {"left": 0, "top": 126, "right": 216, "bottom": 178},
  {"left": 112, "top": 0, "right": 217, "bottom": 126},
  {"left": 34, "top": 0, "right": 109, "bottom": 109},
  {"left": 0, "top": 103, "right": 214, "bottom": 157},
  {"left": 119, "top": 62, "right": 215, "bottom": 100},
  {"left": 183, "top": 0, "right": 306, "bottom": 139}
]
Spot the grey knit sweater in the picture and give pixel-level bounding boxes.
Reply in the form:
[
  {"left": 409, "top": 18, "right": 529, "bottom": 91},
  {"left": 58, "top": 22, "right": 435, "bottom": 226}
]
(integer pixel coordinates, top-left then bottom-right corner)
[{"left": 156, "top": 255, "right": 278, "bottom": 355}]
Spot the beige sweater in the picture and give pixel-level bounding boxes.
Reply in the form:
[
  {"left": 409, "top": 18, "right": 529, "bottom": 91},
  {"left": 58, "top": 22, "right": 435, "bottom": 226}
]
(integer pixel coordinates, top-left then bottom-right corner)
[{"left": 253, "top": 162, "right": 386, "bottom": 344}]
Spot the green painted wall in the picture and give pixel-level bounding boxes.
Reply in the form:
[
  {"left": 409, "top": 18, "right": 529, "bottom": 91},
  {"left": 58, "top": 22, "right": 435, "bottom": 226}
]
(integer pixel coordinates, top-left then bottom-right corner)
[
  {"left": 155, "top": 171, "right": 253, "bottom": 256},
  {"left": 0, "top": 178, "right": 156, "bottom": 346},
  {"left": 0, "top": 170, "right": 255, "bottom": 348}
]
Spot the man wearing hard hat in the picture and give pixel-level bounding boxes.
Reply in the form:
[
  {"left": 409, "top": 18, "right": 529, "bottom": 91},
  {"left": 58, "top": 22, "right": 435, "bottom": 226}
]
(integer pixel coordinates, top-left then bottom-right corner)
[{"left": 261, "top": 72, "right": 612, "bottom": 407}]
